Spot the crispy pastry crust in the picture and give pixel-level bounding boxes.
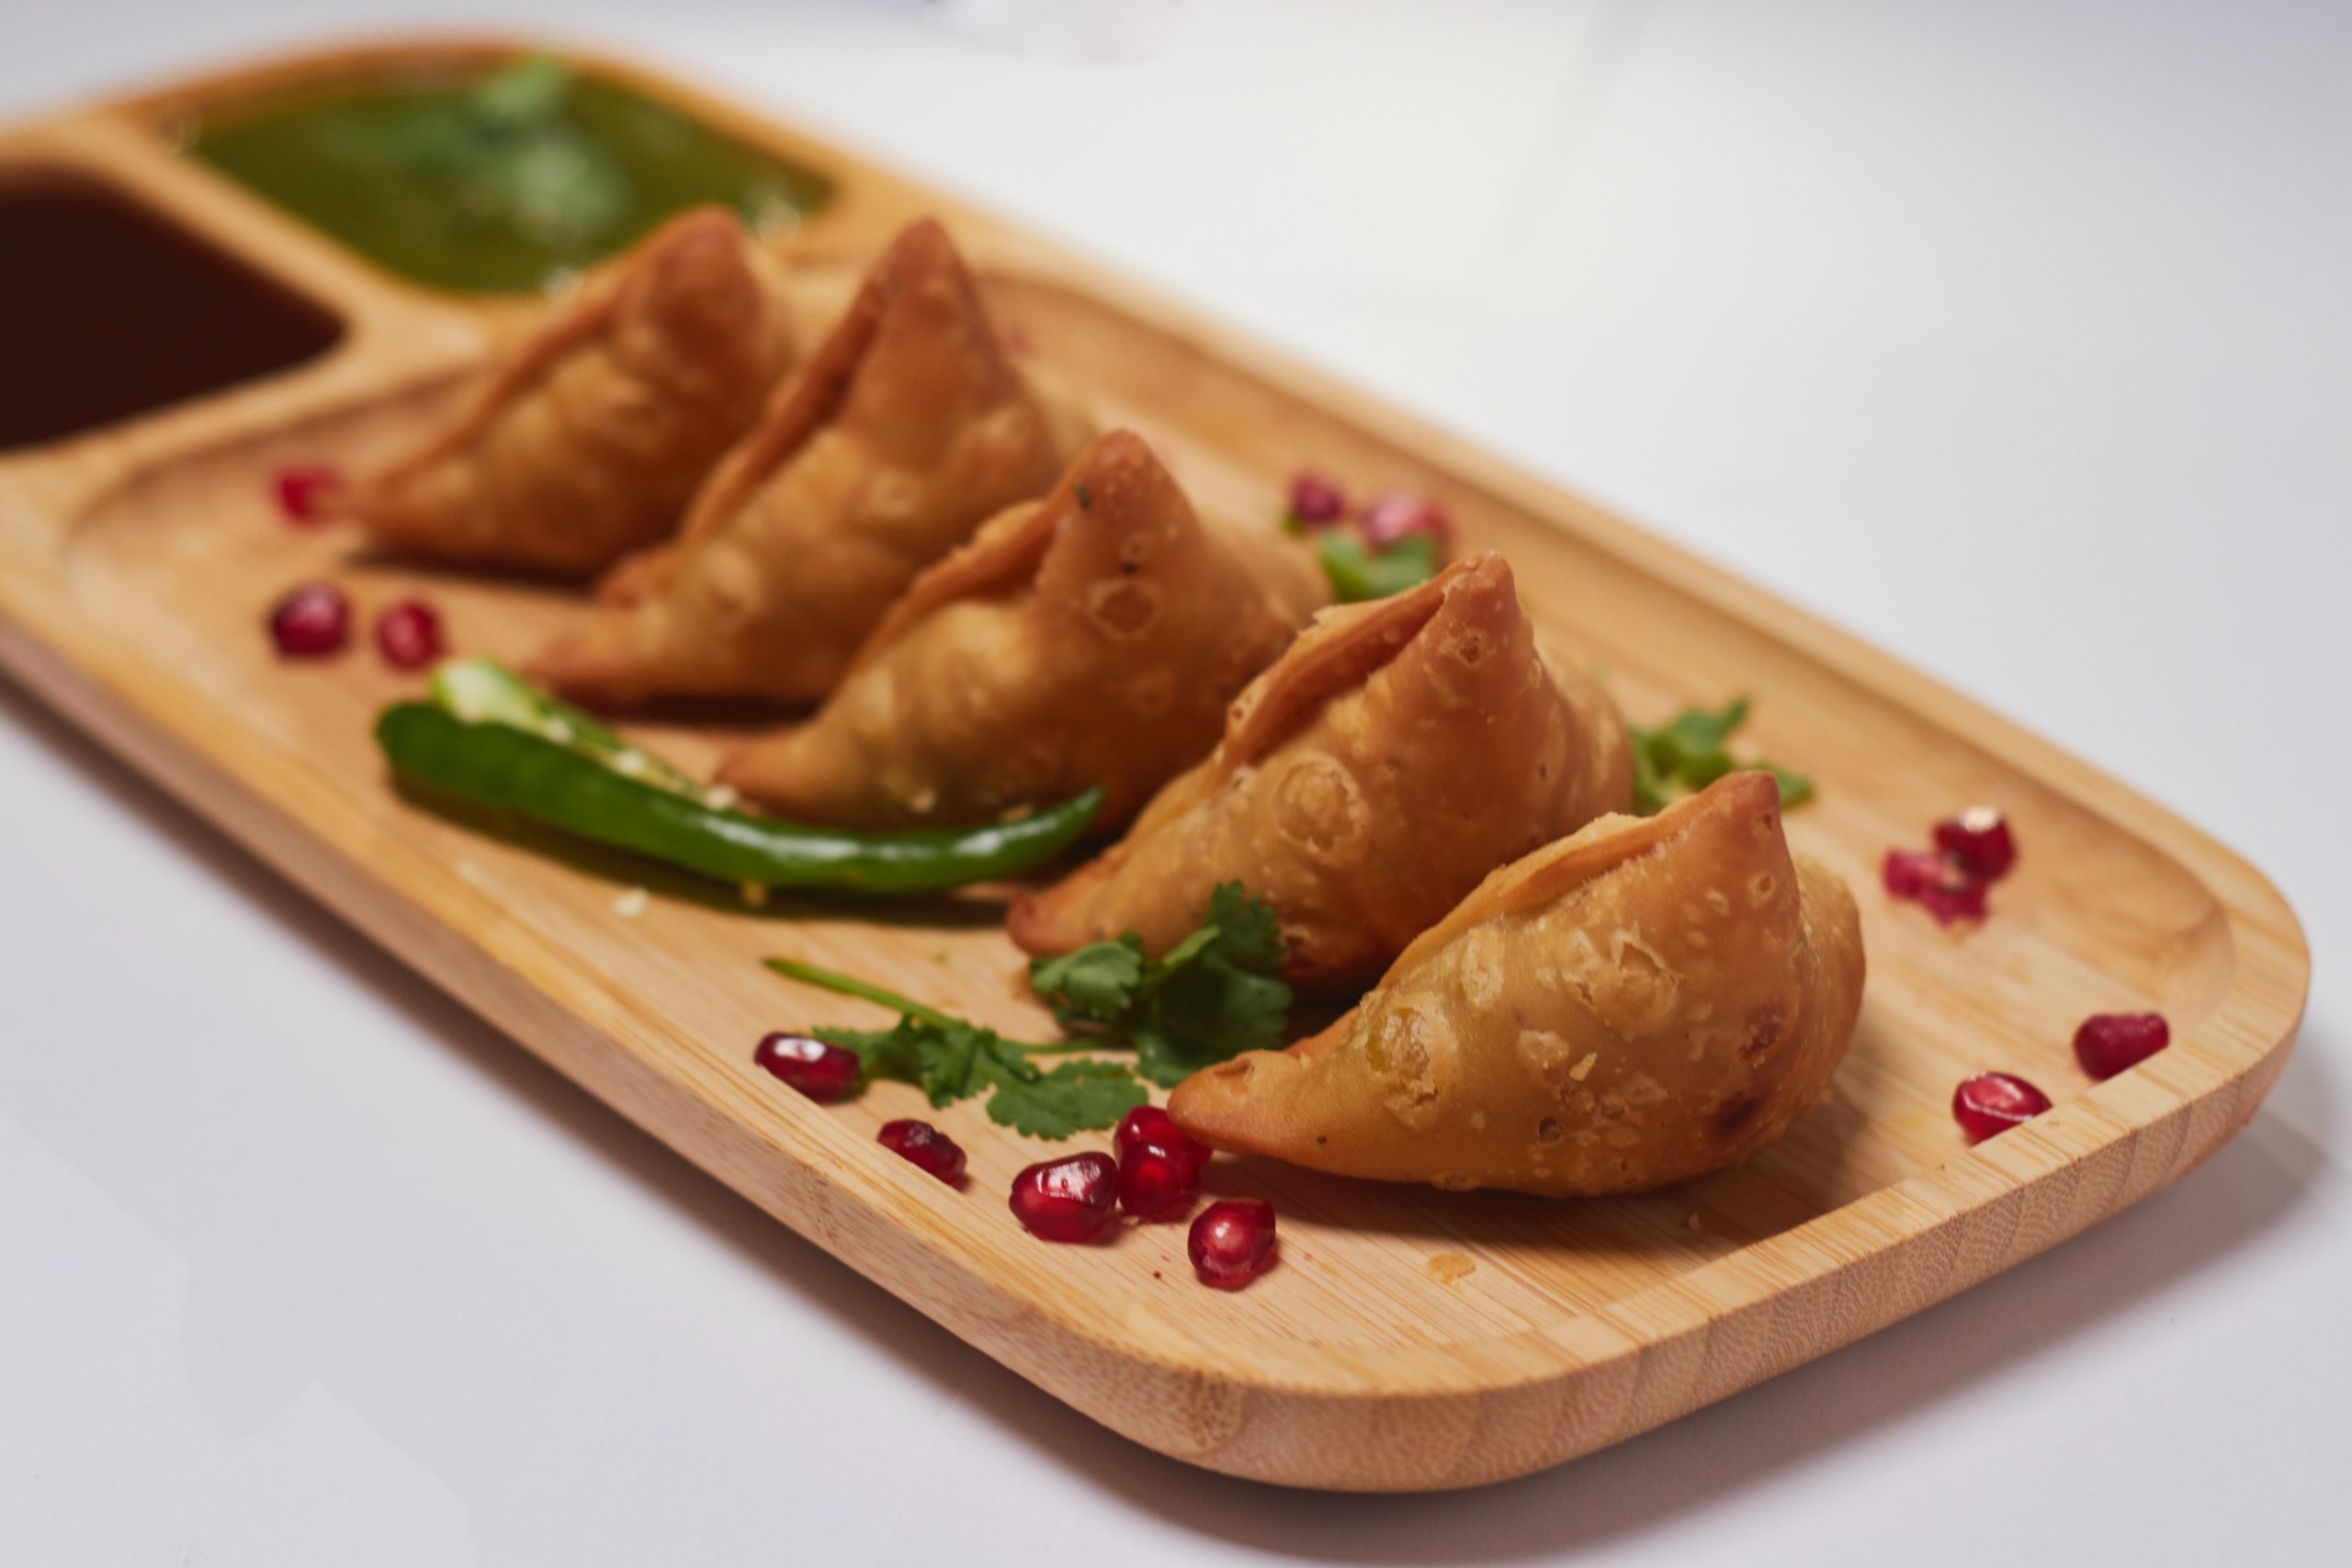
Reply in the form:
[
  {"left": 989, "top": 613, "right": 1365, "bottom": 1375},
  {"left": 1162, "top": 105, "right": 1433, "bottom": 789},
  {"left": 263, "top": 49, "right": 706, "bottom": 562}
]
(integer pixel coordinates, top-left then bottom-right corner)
[
  {"left": 1168, "top": 772, "right": 1866, "bottom": 1197},
  {"left": 717, "top": 430, "right": 1324, "bottom": 828},
  {"left": 345, "top": 207, "right": 802, "bottom": 576},
  {"left": 530, "top": 218, "right": 1082, "bottom": 705},
  {"left": 1008, "top": 551, "right": 1633, "bottom": 990}
]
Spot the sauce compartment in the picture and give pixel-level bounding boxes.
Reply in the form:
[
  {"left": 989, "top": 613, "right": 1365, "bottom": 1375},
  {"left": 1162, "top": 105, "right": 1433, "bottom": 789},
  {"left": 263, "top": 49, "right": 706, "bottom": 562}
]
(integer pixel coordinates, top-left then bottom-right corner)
[
  {"left": 166, "top": 51, "right": 836, "bottom": 296},
  {"left": 0, "top": 165, "right": 343, "bottom": 452}
]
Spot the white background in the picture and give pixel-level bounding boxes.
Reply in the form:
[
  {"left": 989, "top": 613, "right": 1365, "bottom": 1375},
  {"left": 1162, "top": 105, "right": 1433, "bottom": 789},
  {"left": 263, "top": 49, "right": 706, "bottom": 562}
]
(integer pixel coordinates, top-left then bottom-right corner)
[{"left": 3, "top": 2, "right": 2346, "bottom": 1562}]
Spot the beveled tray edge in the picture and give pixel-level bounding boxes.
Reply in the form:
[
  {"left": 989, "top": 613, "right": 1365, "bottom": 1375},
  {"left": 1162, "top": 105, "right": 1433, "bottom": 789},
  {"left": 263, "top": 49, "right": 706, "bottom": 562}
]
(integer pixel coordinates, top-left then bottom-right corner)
[{"left": 0, "top": 38, "right": 2308, "bottom": 1491}]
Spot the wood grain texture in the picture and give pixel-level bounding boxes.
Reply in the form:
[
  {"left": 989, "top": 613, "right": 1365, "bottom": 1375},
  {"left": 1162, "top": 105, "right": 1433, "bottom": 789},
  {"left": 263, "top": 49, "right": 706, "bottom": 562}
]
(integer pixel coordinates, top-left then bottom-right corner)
[{"left": 0, "top": 40, "right": 2308, "bottom": 1492}]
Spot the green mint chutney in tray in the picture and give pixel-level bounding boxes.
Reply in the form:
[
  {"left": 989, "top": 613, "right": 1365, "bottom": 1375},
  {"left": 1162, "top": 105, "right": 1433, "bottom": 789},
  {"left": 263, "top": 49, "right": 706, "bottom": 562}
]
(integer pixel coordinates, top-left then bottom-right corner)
[{"left": 181, "top": 56, "right": 832, "bottom": 294}]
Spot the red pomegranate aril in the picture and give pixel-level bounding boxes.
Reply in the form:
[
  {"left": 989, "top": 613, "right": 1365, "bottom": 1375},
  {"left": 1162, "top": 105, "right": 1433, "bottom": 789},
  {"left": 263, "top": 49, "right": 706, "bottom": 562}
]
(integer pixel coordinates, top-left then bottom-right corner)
[
  {"left": 1286, "top": 470, "right": 1347, "bottom": 527},
  {"left": 1114, "top": 1105, "right": 1208, "bottom": 1172},
  {"left": 2074, "top": 1012, "right": 2170, "bottom": 1080},
  {"left": 375, "top": 599, "right": 444, "bottom": 671},
  {"left": 1359, "top": 491, "right": 1453, "bottom": 550},
  {"left": 1952, "top": 1072, "right": 2052, "bottom": 1144},
  {"left": 754, "top": 1032, "right": 860, "bottom": 1103},
  {"left": 271, "top": 463, "right": 343, "bottom": 525},
  {"left": 1009, "top": 1153, "right": 1118, "bottom": 1243},
  {"left": 1189, "top": 1199, "right": 1279, "bottom": 1290},
  {"left": 1117, "top": 1141, "right": 1204, "bottom": 1222},
  {"left": 877, "top": 1119, "right": 967, "bottom": 1185},
  {"left": 1114, "top": 1105, "right": 1209, "bottom": 1220},
  {"left": 1882, "top": 847, "right": 1988, "bottom": 925},
  {"left": 1934, "top": 807, "right": 2018, "bottom": 882},
  {"left": 266, "top": 581, "right": 350, "bottom": 658}
]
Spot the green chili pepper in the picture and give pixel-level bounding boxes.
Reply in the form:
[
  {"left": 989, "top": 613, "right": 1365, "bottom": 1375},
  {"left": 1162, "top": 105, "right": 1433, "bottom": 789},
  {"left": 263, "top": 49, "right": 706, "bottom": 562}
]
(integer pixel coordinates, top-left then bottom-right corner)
[
  {"left": 376, "top": 703, "right": 1102, "bottom": 897},
  {"left": 428, "top": 657, "right": 712, "bottom": 801}
]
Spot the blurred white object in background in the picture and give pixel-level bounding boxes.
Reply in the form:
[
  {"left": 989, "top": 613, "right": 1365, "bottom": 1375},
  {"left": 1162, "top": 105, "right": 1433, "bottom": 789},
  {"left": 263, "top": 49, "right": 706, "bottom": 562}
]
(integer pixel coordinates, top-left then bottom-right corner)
[{"left": 924, "top": 0, "right": 1183, "bottom": 62}]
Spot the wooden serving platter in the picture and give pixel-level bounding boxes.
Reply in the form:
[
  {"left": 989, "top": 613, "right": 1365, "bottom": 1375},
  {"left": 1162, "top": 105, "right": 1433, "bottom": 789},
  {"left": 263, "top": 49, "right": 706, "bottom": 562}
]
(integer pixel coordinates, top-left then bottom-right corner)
[{"left": 0, "top": 39, "right": 2309, "bottom": 1492}]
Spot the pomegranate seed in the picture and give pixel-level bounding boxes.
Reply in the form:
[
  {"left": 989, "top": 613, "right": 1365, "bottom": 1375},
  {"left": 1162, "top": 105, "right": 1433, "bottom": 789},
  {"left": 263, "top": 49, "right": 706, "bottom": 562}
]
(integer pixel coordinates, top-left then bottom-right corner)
[
  {"left": 878, "top": 1119, "right": 967, "bottom": 1185},
  {"left": 754, "top": 1033, "right": 860, "bottom": 1103},
  {"left": 2074, "top": 1012, "right": 2170, "bottom": 1079},
  {"left": 266, "top": 581, "right": 350, "bottom": 658},
  {"left": 1118, "top": 1142, "right": 1204, "bottom": 1222},
  {"left": 1934, "top": 807, "right": 2017, "bottom": 882},
  {"left": 271, "top": 463, "right": 342, "bottom": 525},
  {"left": 374, "top": 599, "right": 444, "bottom": 671},
  {"left": 1883, "top": 847, "right": 1988, "bottom": 925},
  {"left": 1114, "top": 1105, "right": 1209, "bottom": 1221},
  {"left": 1359, "top": 491, "right": 1453, "bottom": 550},
  {"left": 1188, "top": 1199, "right": 1279, "bottom": 1290},
  {"left": 1008, "top": 1153, "right": 1118, "bottom": 1243},
  {"left": 1952, "top": 1072, "right": 2052, "bottom": 1144},
  {"left": 1286, "top": 470, "right": 1347, "bottom": 527},
  {"left": 1114, "top": 1106, "right": 1207, "bottom": 1171}
]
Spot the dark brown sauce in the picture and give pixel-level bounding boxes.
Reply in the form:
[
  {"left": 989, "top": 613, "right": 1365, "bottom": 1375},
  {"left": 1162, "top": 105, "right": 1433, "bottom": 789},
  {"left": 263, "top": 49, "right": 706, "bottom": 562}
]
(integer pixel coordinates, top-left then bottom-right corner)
[{"left": 0, "top": 170, "right": 344, "bottom": 452}]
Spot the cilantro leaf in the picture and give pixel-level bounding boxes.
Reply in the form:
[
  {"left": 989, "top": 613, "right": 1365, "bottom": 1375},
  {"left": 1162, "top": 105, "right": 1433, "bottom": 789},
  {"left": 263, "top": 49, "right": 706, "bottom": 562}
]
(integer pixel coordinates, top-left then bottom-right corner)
[
  {"left": 776, "top": 960, "right": 1145, "bottom": 1138},
  {"left": 979, "top": 1056, "right": 1148, "bottom": 1140},
  {"left": 1630, "top": 738, "right": 1668, "bottom": 815},
  {"left": 1764, "top": 761, "right": 1815, "bottom": 808},
  {"left": 1317, "top": 533, "right": 1441, "bottom": 603},
  {"left": 1627, "top": 696, "right": 1815, "bottom": 815},
  {"left": 1025, "top": 936, "right": 1146, "bottom": 1028},
  {"left": 1029, "top": 882, "right": 1294, "bottom": 1089},
  {"left": 1656, "top": 696, "right": 1749, "bottom": 763},
  {"left": 1201, "top": 880, "right": 1285, "bottom": 971},
  {"left": 808, "top": 1018, "right": 919, "bottom": 1085},
  {"left": 909, "top": 1021, "right": 989, "bottom": 1108}
]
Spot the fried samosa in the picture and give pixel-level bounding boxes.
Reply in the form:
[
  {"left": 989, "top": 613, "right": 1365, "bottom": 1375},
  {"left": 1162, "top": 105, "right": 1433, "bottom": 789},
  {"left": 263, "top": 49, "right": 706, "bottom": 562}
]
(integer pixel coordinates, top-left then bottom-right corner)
[
  {"left": 1007, "top": 551, "right": 1632, "bottom": 990},
  {"left": 1168, "top": 771, "right": 1865, "bottom": 1197},
  {"left": 718, "top": 429, "right": 1324, "bottom": 828},
  {"left": 345, "top": 207, "right": 803, "bottom": 575},
  {"left": 530, "top": 218, "right": 1080, "bottom": 705}
]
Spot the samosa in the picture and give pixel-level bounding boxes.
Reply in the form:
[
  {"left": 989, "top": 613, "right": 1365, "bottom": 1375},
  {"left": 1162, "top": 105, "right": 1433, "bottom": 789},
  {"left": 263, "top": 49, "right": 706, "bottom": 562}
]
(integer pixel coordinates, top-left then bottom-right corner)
[
  {"left": 532, "top": 217, "right": 1080, "bottom": 705},
  {"left": 1008, "top": 551, "right": 1632, "bottom": 991},
  {"left": 719, "top": 429, "right": 1323, "bottom": 828},
  {"left": 345, "top": 207, "right": 802, "bottom": 575},
  {"left": 1169, "top": 771, "right": 1865, "bottom": 1197}
]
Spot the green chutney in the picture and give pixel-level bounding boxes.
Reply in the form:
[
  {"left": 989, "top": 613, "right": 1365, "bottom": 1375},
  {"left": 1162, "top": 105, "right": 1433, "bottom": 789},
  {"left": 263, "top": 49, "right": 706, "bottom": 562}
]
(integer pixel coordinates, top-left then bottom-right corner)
[{"left": 184, "top": 57, "right": 832, "bottom": 295}]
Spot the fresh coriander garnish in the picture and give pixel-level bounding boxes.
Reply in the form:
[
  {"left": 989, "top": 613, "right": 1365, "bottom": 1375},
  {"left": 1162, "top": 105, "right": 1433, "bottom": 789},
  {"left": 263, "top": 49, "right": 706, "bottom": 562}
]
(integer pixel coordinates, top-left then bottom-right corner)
[
  {"left": 1317, "top": 533, "right": 1441, "bottom": 603},
  {"left": 763, "top": 960, "right": 1148, "bottom": 1138},
  {"left": 762, "top": 883, "right": 1293, "bottom": 1132},
  {"left": 1029, "top": 882, "right": 1292, "bottom": 1089},
  {"left": 1628, "top": 696, "right": 1815, "bottom": 813}
]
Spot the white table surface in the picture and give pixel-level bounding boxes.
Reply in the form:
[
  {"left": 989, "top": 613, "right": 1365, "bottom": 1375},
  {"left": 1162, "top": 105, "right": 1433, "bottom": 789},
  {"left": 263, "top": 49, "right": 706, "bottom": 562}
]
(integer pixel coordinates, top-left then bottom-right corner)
[{"left": 4, "top": 3, "right": 2346, "bottom": 1562}]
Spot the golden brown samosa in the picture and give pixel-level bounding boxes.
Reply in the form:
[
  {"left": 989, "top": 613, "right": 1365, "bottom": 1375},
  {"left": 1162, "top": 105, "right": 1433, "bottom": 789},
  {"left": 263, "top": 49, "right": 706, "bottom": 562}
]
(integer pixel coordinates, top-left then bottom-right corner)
[
  {"left": 1169, "top": 771, "right": 1864, "bottom": 1197},
  {"left": 530, "top": 218, "right": 1080, "bottom": 705},
  {"left": 718, "top": 429, "right": 1324, "bottom": 828},
  {"left": 1007, "top": 551, "right": 1632, "bottom": 991},
  {"left": 345, "top": 207, "right": 802, "bottom": 575}
]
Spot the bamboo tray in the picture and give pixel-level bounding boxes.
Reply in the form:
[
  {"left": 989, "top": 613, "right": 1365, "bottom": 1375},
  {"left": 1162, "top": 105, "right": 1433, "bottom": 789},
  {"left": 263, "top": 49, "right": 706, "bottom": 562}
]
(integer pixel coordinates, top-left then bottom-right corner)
[{"left": 0, "top": 39, "right": 2309, "bottom": 1493}]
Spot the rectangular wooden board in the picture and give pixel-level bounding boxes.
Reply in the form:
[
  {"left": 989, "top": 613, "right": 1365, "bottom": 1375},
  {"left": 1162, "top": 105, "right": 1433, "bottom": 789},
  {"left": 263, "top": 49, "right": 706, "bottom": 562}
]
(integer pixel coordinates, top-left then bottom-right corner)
[{"left": 0, "top": 39, "right": 2308, "bottom": 1492}]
